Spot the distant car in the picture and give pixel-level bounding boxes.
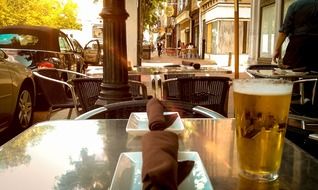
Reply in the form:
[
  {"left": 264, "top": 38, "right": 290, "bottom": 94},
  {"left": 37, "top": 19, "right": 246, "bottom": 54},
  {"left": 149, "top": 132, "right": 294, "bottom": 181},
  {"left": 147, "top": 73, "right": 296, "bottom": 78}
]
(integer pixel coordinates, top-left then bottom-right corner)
[
  {"left": 0, "top": 49, "right": 36, "bottom": 132},
  {"left": 0, "top": 25, "right": 101, "bottom": 73}
]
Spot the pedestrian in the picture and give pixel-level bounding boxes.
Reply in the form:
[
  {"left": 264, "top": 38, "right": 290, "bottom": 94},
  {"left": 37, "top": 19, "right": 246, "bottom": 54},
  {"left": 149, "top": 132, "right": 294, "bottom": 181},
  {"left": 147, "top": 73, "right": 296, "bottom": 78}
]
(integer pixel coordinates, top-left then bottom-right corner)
[
  {"left": 157, "top": 41, "right": 162, "bottom": 57},
  {"left": 272, "top": 0, "right": 318, "bottom": 72}
]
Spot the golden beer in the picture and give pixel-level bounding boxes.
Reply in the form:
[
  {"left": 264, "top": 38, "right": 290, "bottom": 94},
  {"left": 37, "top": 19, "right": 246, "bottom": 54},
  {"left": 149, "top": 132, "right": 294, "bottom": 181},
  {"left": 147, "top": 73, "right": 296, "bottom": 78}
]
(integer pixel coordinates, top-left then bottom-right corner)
[{"left": 233, "top": 79, "right": 293, "bottom": 181}]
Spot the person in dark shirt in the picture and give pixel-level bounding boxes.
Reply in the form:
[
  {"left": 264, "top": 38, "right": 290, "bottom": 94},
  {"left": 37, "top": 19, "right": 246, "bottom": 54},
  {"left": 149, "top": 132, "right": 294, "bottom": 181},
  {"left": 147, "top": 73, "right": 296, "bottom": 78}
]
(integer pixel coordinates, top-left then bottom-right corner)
[
  {"left": 157, "top": 41, "right": 162, "bottom": 57},
  {"left": 272, "top": 0, "right": 318, "bottom": 72},
  {"left": 273, "top": 0, "right": 318, "bottom": 116}
]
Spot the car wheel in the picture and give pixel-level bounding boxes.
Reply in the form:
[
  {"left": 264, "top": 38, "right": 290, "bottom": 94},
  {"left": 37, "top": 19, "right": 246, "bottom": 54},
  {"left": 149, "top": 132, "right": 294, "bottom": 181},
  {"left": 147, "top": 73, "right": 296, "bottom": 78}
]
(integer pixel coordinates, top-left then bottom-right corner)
[{"left": 13, "top": 85, "right": 34, "bottom": 129}]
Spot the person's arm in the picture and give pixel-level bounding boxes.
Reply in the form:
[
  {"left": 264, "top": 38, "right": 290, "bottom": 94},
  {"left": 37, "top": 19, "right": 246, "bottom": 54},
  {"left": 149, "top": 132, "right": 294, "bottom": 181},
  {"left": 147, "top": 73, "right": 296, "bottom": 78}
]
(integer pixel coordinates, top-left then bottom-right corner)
[{"left": 272, "top": 32, "right": 287, "bottom": 63}]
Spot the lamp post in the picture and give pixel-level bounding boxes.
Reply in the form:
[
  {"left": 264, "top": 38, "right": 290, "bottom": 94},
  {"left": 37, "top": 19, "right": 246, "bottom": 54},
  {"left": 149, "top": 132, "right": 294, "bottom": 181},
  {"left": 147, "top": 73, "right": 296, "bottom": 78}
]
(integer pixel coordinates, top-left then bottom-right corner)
[{"left": 96, "top": 0, "right": 132, "bottom": 105}]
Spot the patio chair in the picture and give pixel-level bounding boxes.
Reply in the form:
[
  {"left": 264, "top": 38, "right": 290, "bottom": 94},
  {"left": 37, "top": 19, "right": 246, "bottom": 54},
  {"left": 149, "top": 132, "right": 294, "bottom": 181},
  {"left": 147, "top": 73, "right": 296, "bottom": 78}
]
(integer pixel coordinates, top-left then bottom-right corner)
[
  {"left": 128, "top": 80, "right": 149, "bottom": 100},
  {"left": 33, "top": 68, "right": 85, "bottom": 119},
  {"left": 128, "top": 74, "right": 151, "bottom": 99},
  {"left": 72, "top": 77, "right": 103, "bottom": 113},
  {"left": 163, "top": 76, "right": 231, "bottom": 117},
  {"left": 287, "top": 78, "right": 318, "bottom": 159},
  {"left": 286, "top": 77, "right": 318, "bottom": 158},
  {"left": 162, "top": 73, "right": 195, "bottom": 100},
  {"left": 72, "top": 77, "right": 149, "bottom": 113},
  {"left": 289, "top": 78, "right": 318, "bottom": 130},
  {"left": 74, "top": 99, "right": 224, "bottom": 120}
]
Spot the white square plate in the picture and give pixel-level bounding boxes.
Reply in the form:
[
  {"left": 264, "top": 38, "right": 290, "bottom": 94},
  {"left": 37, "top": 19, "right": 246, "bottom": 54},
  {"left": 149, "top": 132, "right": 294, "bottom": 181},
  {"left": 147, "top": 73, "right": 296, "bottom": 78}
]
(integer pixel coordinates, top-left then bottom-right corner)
[
  {"left": 126, "top": 112, "right": 184, "bottom": 136},
  {"left": 110, "top": 151, "right": 213, "bottom": 190}
]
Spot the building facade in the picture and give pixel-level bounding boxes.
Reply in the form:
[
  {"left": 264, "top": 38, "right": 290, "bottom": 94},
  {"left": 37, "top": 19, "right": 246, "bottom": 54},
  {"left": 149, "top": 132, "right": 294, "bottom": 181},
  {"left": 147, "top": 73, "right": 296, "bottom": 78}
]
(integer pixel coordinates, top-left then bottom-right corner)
[
  {"left": 172, "top": 0, "right": 252, "bottom": 66},
  {"left": 171, "top": 0, "right": 294, "bottom": 66}
]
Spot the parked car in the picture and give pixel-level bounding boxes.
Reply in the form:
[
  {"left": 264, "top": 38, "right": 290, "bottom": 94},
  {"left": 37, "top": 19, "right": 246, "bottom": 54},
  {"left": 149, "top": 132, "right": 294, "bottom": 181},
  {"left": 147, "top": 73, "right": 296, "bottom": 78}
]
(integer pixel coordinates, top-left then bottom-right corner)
[
  {"left": 0, "top": 25, "right": 101, "bottom": 73},
  {"left": 0, "top": 49, "right": 36, "bottom": 132},
  {"left": 0, "top": 25, "right": 101, "bottom": 110}
]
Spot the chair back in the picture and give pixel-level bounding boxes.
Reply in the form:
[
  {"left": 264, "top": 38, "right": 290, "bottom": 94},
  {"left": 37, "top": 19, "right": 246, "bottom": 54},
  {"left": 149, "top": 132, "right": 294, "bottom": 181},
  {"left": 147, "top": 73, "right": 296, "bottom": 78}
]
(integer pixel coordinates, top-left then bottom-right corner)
[
  {"left": 72, "top": 77, "right": 148, "bottom": 112},
  {"left": 128, "top": 74, "right": 150, "bottom": 99},
  {"left": 128, "top": 80, "right": 149, "bottom": 100},
  {"left": 35, "top": 69, "right": 74, "bottom": 108},
  {"left": 33, "top": 68, "right": 79, "bottom": 119},
  {"left": 177, "top": 76, "right": 231, "bottom": 117},
  {"left": 128, "top": 74, "right": 141, "bottom": 96},
  {"left": 72, "top": 78, "right": 102, "bottom": 112},
  {"left": 162, "top": 74, "right": 195, "bottom": 100}
]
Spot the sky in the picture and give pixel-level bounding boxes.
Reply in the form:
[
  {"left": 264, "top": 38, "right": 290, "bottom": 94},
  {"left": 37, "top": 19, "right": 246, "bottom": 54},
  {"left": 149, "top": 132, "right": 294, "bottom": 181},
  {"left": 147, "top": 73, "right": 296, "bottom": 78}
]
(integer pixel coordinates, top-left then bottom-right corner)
[{"left": 73, "top": 0, "right": 102, "bottom": 22}]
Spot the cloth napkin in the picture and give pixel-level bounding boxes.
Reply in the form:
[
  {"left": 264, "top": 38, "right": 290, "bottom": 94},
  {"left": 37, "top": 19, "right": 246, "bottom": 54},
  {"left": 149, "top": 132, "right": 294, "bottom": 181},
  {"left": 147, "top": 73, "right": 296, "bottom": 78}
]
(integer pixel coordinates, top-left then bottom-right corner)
[
  {"left": 146, "top": 98, "right": 178, "bottom": 130},
  {"left": 141, "top": 131, "right": 194, "bottom": 190}
]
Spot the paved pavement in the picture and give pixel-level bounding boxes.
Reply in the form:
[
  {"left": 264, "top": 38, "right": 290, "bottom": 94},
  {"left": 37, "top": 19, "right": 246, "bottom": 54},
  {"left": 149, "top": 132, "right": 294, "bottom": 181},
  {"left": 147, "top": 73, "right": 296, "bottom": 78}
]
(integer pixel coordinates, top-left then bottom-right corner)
[{"left": 33, "top": 53, "right": 251, "bottom": 124}]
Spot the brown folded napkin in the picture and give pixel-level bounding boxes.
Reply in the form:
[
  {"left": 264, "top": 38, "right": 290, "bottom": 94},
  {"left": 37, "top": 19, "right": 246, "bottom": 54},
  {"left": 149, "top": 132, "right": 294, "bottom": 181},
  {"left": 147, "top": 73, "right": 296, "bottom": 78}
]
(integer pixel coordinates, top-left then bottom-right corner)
[
  {"left": 142, "top": 131, "right": 194, "bottom": 190},
  {"left": 146, "top": 98, "right": 178, "bottom": 131}
]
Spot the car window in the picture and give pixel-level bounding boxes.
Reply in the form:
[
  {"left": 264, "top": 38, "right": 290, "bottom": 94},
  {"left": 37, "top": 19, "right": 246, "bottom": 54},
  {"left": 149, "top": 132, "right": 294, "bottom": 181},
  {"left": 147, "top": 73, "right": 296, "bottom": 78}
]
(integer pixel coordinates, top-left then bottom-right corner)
[
  {"left": 58, "top": 35, "right": 73, "bottom": 52},
  {"left": 0, "top": 34, "right": 39, "bottom": 48},
  {"left": 71, "top": 38, "right": 83, "bottom": 53}
]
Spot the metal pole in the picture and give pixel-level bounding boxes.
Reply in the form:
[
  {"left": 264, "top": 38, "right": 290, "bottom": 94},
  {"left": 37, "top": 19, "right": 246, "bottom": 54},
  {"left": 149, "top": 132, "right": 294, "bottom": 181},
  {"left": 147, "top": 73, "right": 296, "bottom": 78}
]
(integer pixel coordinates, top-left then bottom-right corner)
[
  {"left": 234, "top": 0, "right": 239, "bottom": 79},
  {"left": 96, "top": 0, "right": 132, "bottom": 105}
]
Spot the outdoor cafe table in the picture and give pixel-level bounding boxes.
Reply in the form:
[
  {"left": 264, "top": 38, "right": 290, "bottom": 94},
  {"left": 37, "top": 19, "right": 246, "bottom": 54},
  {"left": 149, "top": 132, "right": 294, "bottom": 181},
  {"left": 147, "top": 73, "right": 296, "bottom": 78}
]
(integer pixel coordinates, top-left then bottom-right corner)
[
  {"left": 246, "top": 68, "right": 318, "bottom": 79},
  {"left": 85, "top": 65, "right": 232, "bottom": 78},
  {"left": 0, "top": 118, "right": 317, "bottom": 189}
]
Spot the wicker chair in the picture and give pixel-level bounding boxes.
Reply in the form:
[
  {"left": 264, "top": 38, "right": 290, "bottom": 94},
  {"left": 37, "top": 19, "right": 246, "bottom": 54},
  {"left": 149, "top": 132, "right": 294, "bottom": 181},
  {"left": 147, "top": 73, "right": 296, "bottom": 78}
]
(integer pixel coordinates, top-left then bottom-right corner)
[
  {"left": 72, "top": 78, "right": 149, "bottom": 113},
  {"left": 75, "top": 99, "right": 224, "bottom": 120},
  {"left": 163, "top": 76, "right": 231, "bottom": 117},
  {"left": 72, "top": 77, "right": 103, "bottom": 113},
  {"left": 162, "top": 73, "right": 195, "bottom": 100},
  {"left": 33, "top": 68, "right": 85, "bottom": 119},
  {"left": 128, "top": 74, "right": 152, "bottom": 99}
]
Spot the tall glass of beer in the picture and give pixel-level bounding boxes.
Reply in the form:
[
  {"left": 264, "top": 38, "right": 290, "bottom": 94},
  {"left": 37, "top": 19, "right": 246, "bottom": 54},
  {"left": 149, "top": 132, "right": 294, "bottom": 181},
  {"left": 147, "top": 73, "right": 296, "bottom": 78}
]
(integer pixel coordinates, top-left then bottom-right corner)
[{"left": 233, "top": 79, "right": 293, "bottom": 181}]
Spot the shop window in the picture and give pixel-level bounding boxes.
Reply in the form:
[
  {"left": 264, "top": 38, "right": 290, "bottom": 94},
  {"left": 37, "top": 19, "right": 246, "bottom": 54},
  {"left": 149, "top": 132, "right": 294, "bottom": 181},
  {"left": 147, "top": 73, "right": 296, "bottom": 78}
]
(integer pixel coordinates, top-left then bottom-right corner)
[
  {"left": 211, "top": 21, "right": 219, "bottom": 54},
  {"left": 259, "top": 3, "right": 276, "bottom": 58},
  {"left": 212, "top": 20, "right": 250, "bottom": 54}
]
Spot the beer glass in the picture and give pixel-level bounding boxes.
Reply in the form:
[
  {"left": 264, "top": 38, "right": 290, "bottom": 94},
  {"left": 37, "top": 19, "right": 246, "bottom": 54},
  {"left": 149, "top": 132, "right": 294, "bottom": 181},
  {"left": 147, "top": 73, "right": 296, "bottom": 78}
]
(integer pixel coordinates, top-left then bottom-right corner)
[{"left": 233, "top": 79, "right": 293, "bottom": 181}]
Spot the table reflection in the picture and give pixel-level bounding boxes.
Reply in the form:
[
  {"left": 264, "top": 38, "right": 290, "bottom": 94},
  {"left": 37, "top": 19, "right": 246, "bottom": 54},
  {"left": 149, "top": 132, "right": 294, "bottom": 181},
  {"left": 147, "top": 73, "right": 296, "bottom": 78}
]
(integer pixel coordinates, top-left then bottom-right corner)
[{"left": 0, "top": 119, "right": 317, "bottom": 190}]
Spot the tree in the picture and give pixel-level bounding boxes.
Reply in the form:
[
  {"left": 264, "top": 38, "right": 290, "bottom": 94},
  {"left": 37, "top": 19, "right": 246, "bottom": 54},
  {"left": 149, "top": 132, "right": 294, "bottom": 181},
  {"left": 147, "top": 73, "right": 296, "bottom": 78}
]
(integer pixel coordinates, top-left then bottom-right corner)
[
  {"left": 0, "top": 0, "right": 81, "bottom": 29},
  {"left": 141, "top": 0, "right": 166, "bottom": 31}
]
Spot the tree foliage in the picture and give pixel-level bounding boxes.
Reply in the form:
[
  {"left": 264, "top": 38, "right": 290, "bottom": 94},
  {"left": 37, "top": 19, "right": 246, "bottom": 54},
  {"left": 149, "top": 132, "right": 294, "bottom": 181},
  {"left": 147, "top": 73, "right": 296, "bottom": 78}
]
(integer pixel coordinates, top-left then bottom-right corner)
[
  {"left": 0, "top": 0, "right": 81, "bottom": 29},
  {"left": 141, "top": 0, "right": 166, "bottom": 31}
]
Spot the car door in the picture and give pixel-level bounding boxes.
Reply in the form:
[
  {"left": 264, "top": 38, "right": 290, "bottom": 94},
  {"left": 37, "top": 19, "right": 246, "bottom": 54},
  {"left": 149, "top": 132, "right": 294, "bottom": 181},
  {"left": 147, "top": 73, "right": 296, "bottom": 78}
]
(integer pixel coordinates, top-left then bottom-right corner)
[
  {"left": 0, "top": 49, "right": 13, "bottom": 131},
  {"left": 83, "top": 40, "right": 101, "bottom": 65}
]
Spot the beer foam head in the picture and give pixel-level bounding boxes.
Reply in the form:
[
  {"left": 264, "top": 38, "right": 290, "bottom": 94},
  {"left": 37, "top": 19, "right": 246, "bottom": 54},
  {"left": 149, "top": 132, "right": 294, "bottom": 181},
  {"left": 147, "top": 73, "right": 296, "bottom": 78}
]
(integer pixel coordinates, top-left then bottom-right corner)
[{"left": 233, "top": 79, "right": 293, "bottom": 95}]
